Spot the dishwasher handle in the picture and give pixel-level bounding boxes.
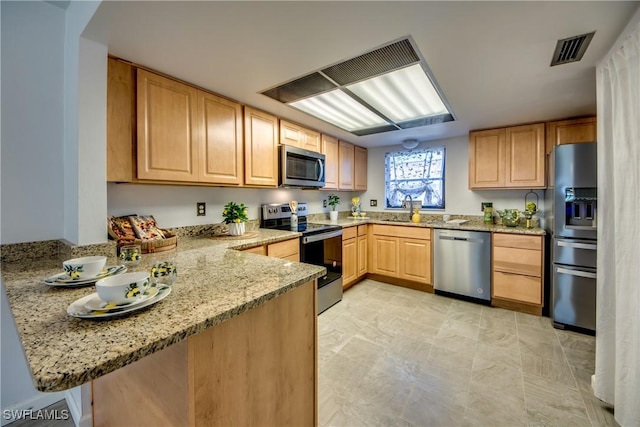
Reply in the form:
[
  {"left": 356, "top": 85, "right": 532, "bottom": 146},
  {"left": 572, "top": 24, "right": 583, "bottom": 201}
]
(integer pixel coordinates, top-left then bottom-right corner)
[{"left": 438, "top": 235, "right": 485, "bottom": 244}]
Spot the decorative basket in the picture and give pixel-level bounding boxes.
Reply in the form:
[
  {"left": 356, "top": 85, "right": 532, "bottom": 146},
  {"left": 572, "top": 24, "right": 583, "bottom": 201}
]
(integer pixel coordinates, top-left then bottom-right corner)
[{"left": 116, "top": 229, "right": 178, "bottom": 254}]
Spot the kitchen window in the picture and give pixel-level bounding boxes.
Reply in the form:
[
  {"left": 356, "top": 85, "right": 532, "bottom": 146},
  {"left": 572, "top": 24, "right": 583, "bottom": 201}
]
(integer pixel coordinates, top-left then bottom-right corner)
[{"left": 385, "top": 147, "right": 445, "bottom": 209}]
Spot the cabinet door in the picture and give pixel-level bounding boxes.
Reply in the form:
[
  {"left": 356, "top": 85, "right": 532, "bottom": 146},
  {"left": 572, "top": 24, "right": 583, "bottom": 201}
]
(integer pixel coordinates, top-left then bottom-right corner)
[
  {"left": 354, "top": 145, "right": 368, "bottom": 191},
  {"left": 338, "top": 140, "right": 355, "bottom": 190},
  {"left": 398, "top": 238, "right": 431, "bottom": 284},
  {"left": 468, "top": 129, "right": 505, "bottom": 189},
  {"left": 322, "top": 134, "right": 339, "bottom": 190},
  {"left": 197, "top": 92, "right": 243, "bottom": 185},
  {"left": 342, "top": 237, "right": 358, "bottom": 287},
  {"left": 280, "top": 120, "right": 321, "bottom": 153},
  {"left": 107, "top": 58, "right": 135, "bottom": 182},
  {"left": 370, "top": 235, "right": 399, "bottom": 277},
  {"left": 357, "top": 235, "right": 368, "bottom": 278},
  {"left": 244, "top": 107, "right": 278, "bottom": 187},
  {"left": 137, "top": 69, "right": 198, "bottom": 181},
  {"left": 546, "top": 117, "right": 596, "bottom": 154},
  {"left": 505, "top": 123, "right": 545, "bottom": 188}
]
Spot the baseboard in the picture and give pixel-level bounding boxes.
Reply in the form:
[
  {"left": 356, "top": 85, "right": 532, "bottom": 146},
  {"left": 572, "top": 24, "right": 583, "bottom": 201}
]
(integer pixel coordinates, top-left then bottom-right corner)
[{"left": 1, "top": 391, "right": 66, "bottom": 426}]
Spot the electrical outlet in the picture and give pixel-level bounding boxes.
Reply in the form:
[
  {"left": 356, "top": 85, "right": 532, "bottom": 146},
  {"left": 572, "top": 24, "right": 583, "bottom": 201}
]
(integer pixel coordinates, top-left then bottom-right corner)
[
  {"left": 323, "top": 199, "right": 327, "bottom": 208},
  {"left": 370, "top": 199, "right": 377, "bottom": 207},
  {"left": 197, "top": 202, "right": 206, "bottom": 216}
]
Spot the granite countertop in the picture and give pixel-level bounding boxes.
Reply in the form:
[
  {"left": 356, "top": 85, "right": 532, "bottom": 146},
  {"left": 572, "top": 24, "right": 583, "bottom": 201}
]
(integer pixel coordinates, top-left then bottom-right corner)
[
  {"left": 1, "top": 229, "right": 324, "bottom": 392},
  {"left": 309, "top": 216, "right": 546, "bottom": 235}
]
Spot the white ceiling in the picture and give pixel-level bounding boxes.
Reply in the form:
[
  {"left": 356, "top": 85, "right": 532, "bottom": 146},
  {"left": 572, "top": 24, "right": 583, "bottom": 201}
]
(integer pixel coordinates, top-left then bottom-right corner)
[{"left": 83, "top": 1, "right": 638, "bottom": 148}]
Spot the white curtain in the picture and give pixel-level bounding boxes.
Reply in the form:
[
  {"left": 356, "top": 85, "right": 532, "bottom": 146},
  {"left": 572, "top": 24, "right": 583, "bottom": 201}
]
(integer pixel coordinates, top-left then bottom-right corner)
[{"left": 594, "top": 10, "right": 640, "bottom": 427}]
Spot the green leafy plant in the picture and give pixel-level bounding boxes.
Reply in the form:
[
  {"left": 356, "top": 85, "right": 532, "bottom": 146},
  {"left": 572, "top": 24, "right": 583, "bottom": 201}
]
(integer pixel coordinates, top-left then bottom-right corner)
[
  {"left": 328, "top": 194, "right": 340, "bottom": 211},
  {"left": 222, "top": 202, "right": 249, "bottom": 224}
]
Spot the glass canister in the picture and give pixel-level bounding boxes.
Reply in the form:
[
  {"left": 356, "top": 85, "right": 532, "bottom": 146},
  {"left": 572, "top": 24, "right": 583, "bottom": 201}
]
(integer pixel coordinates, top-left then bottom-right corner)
[{"left": 483, "top": 203, "right": 493, "bottom": 223}]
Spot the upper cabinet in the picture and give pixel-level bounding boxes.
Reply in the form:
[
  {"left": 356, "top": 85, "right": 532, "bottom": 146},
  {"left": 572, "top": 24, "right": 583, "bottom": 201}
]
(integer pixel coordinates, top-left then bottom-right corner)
[
  {"left": 137, "top": 69, "right": 199, "bottom": 182},
  {"left": 469, "top": 123, "right": 545, "bottom": 189},
  {"left": 545, "top": 117, "right": 597, "bottom": 154},
  {"left": 338, "top": 140, "right": 355, "bottom": 190},
  {"left": 354, "top": 145, "right": 368, "bottom": 191},
  {"left": 280, "top": 120, "right": 321, "bottom": 153},
  {"left": 322, "top": 134, "right": 339, "bottom": 190},
  {"left": 244, "top": 107, "right": 279, "bottom": 187},
  {"left": 197, "top": 92, "right": 244, "bottom": 185},
  {"left": 107, "top": 58, "right": 136, "bottom": 182}
]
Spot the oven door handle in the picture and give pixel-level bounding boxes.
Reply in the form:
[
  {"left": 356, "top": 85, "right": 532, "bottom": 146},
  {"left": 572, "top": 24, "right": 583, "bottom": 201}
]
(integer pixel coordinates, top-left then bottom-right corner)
[{"left": 303, "top": 230, "right": 343, "bottom": 244}]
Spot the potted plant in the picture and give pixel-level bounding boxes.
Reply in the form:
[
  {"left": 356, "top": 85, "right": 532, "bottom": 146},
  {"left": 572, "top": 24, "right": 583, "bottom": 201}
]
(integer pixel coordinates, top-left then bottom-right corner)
[
  {"left": 328, "top": 194, "right": 340, "bottom": 221},
  {"left": 222, "top": 202, "right": 249, "bottom": 236}
]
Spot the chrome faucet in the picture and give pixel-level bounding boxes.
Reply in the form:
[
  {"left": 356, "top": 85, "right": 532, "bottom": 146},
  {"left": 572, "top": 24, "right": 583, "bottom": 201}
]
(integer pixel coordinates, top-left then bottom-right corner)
[{"left": 404, "top": 194, "right": 413, "bottom": 221}]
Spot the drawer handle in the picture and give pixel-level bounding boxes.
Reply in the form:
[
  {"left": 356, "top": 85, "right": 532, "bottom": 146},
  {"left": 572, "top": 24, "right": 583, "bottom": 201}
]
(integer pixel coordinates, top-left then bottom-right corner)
[
  {"left": 557, "top": 241, "right": 597, "bottom": 250},
  {"left": 556, "top": 267, "right": 597, "bottom": 279}
]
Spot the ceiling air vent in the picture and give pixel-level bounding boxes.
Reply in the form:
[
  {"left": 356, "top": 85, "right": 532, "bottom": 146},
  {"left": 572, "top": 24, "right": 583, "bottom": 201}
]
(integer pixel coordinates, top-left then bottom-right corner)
[{"left": 550, "top": 31, "right": 595, "bottom": 66}]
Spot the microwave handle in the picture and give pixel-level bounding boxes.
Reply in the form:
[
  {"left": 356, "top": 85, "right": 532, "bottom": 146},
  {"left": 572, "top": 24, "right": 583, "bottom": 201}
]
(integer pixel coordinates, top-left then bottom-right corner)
[{"left": 316, "top": 158, "right": 324, "bottom": 181}]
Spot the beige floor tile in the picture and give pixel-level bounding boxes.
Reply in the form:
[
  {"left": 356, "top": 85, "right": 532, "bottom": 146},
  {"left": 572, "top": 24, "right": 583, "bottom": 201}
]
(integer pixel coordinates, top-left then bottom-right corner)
[{"left": 317, "top": 279, "right": 603, "bottom": 427}]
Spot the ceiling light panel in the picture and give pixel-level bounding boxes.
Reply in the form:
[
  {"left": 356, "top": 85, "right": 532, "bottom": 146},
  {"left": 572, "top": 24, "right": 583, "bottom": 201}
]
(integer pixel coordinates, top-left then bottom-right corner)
[
  {"left": 290, "top": 90, "right": 388, "bottom": 131},
  {"left": 347, "top": 64, "right": 448, "bottom": 123}
]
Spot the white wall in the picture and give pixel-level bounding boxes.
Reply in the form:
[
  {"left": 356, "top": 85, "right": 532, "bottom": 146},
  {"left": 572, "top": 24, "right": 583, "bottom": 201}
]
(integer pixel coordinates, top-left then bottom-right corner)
[
  {"left": 361, "top": 136, "right": 545, "bottom": 216},
  {"left": 107, "top": 184, "right": 359, "bottom": 227},
  {"left": 0, "top": 0, "right": 66, "bottom": 244}
]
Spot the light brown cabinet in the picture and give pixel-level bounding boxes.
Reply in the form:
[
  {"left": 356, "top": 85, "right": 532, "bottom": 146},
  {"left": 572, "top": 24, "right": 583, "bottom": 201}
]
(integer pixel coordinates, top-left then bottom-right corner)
[
  {"left": 369, "top": 224, "right": 432, "bottom": 292},
  {"left": 197, "top": 92, "right": 243, "bottom": 185},
  {"left": 107, "top": 57, "right": 136, "bottom": 182},
  {"left": 280, "top": 120, "right": 321, "bottom": 153},
  {"left": 492, "top": 233, "right": 544, "bottom": 315},
  {"left": 546, "top": 116, "right": 597, "bottom": 154},
  {"left": 244, "top": 107, "right": 279, "bottom": 187},
  {"left": 92, "top": 280, "right": 316, "bottom": 427},
  {"left": 342, "top": 225, "right": 368, "bottom": 289},
  {"left": 338, "top": 140, "right": 355, "bottom": 190},
  {"left": 137, "top": 69, "right": 199, "bottom": 182},
  {"left": 321, "top": 134, "right": 339, "bottom": 190},
  {"left": 469, "top": 123, "right": 545, "bottom": 189},
  {"left": 243, "top": 237, "right": 300, "bottom": 262},
  {"left": 354, "top": 145, "right": 368, "bottom": 191}
]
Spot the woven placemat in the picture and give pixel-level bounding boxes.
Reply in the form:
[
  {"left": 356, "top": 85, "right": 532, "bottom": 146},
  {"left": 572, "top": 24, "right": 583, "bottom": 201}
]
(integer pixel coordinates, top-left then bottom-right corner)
[{"left": 211, "top": 231, "right": 260, "bottom": 240}]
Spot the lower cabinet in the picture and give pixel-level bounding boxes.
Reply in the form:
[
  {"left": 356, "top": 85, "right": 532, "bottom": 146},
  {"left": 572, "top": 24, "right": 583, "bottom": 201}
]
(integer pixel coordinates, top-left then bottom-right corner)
[
  {"left": 242, "top": 238, "right": 299, "bottom": 262},
  {"left": 342, "top": 225, "right": 367, "bottom": 289},
  {"left": 492, "top": 233, "right": 544, "bottom": 315},
  {"left": 369, "top": 224, "right": 432, "bottom": 292}
]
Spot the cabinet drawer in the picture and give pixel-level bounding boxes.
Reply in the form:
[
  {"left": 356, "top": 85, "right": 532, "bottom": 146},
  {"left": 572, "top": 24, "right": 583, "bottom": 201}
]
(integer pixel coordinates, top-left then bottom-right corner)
[
  {"left": 267, "top": 238, "right": 299, "bottom": 259},
  {"left": 493, "top": 246, "right": 541, "bottom": 277},
  {"left": 493, "top": 271, "right": 541, "bottom": 304},
  {"left": 342, "top": 226, "right": 357, "bottom": 240},
  {"left": 372, "top": 224, "right": 430, "bottom": 240},
  {"left": 357, "top": 224, "right": 368, "bottom": 236},
  {"left": 243, "top": 245, "right": 266, "bottom": 256},
  {"left": 493, "top": 233, "right": 541, "bottom": 250}
]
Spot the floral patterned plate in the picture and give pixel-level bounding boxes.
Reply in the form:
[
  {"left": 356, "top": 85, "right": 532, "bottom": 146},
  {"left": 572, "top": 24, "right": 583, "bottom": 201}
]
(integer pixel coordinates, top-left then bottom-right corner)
[
  {"left": 67, "top": 285, "right": 171, "bottom": 319},
  {"left": 82, "top": 287, "right": 159, "bottom": 311},
  {"left": 44, "top": 265, "right": 127, "bottom": 287}
]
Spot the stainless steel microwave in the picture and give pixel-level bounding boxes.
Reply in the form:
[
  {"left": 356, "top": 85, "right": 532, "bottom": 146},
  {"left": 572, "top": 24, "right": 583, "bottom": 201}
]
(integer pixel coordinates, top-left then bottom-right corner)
[{"left": 279, "top": 145, "right": 325, "bottom": 188}]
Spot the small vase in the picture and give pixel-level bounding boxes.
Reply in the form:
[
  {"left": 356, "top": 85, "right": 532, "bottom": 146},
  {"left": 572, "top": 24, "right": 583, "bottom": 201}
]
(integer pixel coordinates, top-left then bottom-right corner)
[
  {"left": 329, "top": 211, "right": 339, "bottom": 221},
  {"left": 228, "top": 222, "right": 245, "bottom": 236}
]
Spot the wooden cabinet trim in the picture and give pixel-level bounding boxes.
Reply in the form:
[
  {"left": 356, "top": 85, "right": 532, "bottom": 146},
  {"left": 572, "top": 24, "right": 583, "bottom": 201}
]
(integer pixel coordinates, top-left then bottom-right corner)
[
  {"left": 493, "top": 271, "right": 542, "bottom": 305},
  {"left": 267, "top": 238, "right": 299, "bottom": 259},
  {"left": 371, "top": 224, "right": 430, "bottom": 240},
  {"left": 493, "top": 233, "right": 542, "bottom": 250}
]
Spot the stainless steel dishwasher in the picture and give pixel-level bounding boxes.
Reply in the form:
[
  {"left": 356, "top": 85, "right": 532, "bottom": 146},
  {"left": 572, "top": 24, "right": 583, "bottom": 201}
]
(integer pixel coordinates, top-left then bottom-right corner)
[{"left": 433, "top": 229, "right": 491, "bottom": 302}]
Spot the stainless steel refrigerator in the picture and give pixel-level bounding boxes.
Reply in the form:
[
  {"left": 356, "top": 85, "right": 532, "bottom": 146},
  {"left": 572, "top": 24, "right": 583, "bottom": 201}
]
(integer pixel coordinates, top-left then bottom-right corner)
[{"left": 546, "top": 142, "right": 597, "bottom": 333}]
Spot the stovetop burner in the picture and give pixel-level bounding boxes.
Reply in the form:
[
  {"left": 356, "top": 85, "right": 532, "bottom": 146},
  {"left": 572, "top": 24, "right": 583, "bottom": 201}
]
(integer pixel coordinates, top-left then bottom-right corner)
[{"left": 260, "top": 203, "right": 341, "bottom": 236}]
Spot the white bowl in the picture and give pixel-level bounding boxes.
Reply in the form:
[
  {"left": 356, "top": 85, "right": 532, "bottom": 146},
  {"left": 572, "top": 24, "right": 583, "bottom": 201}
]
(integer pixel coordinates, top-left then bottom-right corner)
[
  {"left": 95, "top": 272, "right": 150, "bottom": 305},
  {"left": 62, "top": 256, "right": 107, "bottom": 280}
]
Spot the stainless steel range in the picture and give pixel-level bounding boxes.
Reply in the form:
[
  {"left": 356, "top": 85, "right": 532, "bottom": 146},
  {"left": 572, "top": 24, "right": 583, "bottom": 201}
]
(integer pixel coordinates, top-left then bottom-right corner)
[{"left": 261, "top": 203, "right": 343, "bottom": 314}]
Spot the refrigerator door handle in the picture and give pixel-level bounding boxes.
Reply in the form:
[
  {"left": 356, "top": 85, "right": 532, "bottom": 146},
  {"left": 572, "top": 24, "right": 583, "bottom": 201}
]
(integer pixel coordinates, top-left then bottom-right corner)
[
  {"left": 556, "top": 267, "right": 597, "bottom": 279},
  {"left": 557, "top": 241, "right": 597, "bottom": 251}
]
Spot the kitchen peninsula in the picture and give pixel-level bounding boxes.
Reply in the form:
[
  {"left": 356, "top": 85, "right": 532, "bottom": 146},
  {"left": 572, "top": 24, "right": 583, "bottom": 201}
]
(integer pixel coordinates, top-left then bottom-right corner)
[{"left": 1, "top": 229, "right": 325, "bottom": 426}]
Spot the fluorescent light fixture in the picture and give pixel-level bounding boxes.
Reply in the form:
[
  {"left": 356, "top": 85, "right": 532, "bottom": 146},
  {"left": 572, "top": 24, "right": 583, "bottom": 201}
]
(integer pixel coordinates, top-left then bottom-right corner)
[
  {"left": 290, "top": 90, "right": 388, "bottom": 132},
  {"left": 261, "top": 37, "right": 455, "bottom": 135},
  {"left": 346, "top": 64, "right": 448, "bottom": 123}
]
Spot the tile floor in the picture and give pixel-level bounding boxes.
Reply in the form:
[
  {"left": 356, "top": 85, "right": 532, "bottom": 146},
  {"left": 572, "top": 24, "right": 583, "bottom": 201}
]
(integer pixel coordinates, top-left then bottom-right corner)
[{"left": 318, "top": 279, "right": 617, "bottom": 427}]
